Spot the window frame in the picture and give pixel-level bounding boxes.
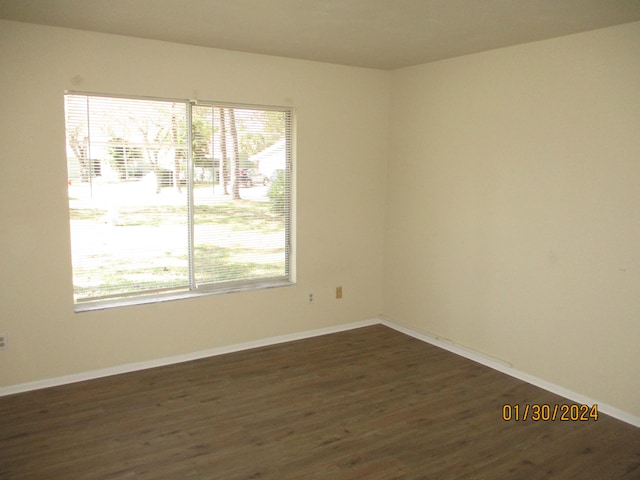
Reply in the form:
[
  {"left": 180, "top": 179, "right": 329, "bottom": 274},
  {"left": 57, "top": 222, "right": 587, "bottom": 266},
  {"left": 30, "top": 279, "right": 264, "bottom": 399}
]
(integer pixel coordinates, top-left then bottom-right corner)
[{"left": 64, "top": 92, "right": 295, "bottom": 312}]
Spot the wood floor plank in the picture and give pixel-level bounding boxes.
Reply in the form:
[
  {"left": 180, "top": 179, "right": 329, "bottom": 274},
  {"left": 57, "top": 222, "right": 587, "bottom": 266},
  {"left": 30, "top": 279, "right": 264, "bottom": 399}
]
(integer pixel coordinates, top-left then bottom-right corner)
[{"left": 1, "top": 325, "right": 638, "bottom": 479}]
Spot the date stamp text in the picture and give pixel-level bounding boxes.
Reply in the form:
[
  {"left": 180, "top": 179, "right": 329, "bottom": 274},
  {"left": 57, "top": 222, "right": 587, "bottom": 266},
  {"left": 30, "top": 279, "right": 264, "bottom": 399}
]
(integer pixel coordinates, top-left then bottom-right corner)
[{"left": 502, "top": 403, "right": 598, "bottom": 422}]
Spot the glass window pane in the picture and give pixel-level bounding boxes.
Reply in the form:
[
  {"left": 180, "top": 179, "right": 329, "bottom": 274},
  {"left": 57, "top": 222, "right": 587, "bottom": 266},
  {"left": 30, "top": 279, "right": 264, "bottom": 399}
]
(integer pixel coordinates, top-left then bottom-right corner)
[
  {"left": 65, "top": 95, "right": 190, "bottom": 302},
  {"left": 192, "top": 106, "right": 289, "bottom": 286},
  {"left": 65, "top": 94, "right": 292, "bottom": 308}
]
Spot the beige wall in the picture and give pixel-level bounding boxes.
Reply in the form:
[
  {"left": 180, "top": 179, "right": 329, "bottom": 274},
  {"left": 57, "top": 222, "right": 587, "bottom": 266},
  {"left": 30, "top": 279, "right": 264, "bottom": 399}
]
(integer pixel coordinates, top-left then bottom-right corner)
[
  {"left": 0, "top": 20, "right": 389, "bottom": 386},
  {"left": 384, "top": 22, "right": 640, "bottom": 416}
]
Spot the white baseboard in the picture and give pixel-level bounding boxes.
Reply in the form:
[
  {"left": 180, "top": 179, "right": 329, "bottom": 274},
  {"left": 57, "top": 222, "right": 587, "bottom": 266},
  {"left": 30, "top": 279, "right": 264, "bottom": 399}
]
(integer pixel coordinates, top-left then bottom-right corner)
[
  {"left": 1, "top": 316, "right": 638, "bottom": 429},
  {"left": 0, "top": 319, "right": 379, "bottom": 398},
  {"left": 378, "top": 316, "right": 640, "bottom": 429}
]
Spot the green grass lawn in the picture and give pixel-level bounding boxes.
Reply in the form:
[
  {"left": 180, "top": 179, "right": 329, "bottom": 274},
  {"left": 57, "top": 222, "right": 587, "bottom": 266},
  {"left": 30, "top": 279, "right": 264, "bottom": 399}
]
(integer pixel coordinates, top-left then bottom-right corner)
[{"left": 69, "top": 192, "right": 286, "bottom": 301}]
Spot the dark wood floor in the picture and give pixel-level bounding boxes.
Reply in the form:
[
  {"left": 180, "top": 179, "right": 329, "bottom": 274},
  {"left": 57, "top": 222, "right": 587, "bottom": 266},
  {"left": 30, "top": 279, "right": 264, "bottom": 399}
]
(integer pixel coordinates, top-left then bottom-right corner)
[{"left": 1, "top": 325, "right": 639, "bottom": 479}]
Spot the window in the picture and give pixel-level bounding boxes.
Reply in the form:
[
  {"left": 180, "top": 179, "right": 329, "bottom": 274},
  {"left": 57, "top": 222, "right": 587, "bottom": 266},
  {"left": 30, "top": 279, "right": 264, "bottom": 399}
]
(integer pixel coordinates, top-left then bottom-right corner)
[{"left": 64, "top": 93, "right": 293, "bottom": 311}]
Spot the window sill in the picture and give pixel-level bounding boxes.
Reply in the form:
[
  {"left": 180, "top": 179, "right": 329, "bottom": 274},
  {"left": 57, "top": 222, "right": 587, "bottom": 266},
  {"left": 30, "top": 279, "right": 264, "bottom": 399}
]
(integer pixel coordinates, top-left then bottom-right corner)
[{"left": 74, "top": 278, "right": 295, "bottom": 313}]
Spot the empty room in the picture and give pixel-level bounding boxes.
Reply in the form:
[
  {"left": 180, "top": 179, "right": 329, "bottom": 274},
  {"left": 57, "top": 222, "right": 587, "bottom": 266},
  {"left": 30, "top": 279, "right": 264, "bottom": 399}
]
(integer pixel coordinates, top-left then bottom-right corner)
[{"left": 0, "top": 1, "right": 639, "bottom": 478}]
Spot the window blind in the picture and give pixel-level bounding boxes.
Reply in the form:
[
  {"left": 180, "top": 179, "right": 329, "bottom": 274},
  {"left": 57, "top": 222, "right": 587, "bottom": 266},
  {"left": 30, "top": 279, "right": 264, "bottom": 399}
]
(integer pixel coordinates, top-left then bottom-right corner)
[{"left": 65, "top": 93, "right": 292, "bottom": 309}]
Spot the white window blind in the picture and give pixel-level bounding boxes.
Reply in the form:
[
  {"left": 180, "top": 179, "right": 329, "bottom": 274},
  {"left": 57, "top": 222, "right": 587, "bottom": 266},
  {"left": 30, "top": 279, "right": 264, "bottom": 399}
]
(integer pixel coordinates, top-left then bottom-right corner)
[{"left": 64, "top": 93, "right": 292, "bottom": 310}]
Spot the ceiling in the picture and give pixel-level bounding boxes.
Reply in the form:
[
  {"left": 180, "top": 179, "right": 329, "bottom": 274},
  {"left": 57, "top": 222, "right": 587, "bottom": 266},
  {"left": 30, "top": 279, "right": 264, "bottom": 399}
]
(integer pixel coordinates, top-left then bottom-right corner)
[{"left": 1, "top": 0, "right": 639, "bottom": 69}]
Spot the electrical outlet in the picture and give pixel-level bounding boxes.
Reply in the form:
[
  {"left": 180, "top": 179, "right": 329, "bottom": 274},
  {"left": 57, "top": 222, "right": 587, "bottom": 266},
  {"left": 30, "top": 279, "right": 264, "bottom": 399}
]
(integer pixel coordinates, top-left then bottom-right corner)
[
  {"left": 308, "top": 292, "right": 314, "bottom": 304},
  {"left": 336, "top": 286, "right": 343, "bottom": 299},
  {"left": 0, "top": 334, "right": 7, "bottom": 350}
]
